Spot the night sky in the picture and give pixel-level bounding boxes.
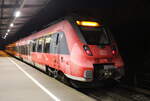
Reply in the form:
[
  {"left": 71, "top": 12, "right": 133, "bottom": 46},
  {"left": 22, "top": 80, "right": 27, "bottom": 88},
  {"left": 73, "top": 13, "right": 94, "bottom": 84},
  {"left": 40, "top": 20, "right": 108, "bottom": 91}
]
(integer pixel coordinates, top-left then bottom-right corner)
[{"left": 0, "top": 0, "right": 150, "bottom": 85}]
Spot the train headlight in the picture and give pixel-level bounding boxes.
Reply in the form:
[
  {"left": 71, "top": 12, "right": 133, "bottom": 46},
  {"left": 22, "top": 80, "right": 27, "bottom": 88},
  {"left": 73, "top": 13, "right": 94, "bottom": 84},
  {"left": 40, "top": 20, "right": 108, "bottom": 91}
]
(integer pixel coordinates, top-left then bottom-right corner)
[{"left": 84, "top": 70, "right": 93, "bottom": 80}]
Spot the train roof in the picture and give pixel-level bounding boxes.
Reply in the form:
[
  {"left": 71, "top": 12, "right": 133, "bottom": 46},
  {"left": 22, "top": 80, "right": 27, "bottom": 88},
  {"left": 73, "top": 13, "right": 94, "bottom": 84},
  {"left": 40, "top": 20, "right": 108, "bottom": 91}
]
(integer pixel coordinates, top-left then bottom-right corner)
[{"left": 8, "top": 14, "right": 103, "bottom": 45}]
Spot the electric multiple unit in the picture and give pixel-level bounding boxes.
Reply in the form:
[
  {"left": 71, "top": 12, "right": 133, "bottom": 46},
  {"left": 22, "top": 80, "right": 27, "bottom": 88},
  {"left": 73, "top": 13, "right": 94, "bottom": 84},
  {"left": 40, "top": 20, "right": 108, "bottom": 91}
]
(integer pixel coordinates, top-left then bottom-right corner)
[{"left": 6, "top": 15, "right": 124, "bottom": 86}]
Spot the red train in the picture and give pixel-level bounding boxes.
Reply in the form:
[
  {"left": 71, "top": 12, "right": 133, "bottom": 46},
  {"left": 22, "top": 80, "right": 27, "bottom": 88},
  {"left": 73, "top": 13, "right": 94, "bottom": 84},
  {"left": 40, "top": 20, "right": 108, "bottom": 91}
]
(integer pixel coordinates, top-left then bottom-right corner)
[{"left": 6, "top": 15, "right": 124, "bottom": 87}]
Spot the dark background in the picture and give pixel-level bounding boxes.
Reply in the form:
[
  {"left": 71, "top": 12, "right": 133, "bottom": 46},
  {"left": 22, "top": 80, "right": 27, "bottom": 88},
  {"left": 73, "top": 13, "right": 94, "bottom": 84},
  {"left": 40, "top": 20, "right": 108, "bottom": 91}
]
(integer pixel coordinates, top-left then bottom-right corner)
[{"left": 1, "top": 0, "right": 150, "bottom": 88}]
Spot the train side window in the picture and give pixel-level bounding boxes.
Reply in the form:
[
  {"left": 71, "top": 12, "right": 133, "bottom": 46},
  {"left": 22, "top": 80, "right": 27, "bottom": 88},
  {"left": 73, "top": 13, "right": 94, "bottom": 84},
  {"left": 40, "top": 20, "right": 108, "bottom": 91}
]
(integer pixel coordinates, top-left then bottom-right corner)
[
  {"left": 56, "top": 34, "right": 59, "bottom": 45},
  {"left": 23, "top": 45, "right": 25, "bottom": 54},
  {"left": 20, "top": 46, "right": 22, "bottom": 54},
  {"left": 37, "top": 38, "right": 42, "bottom": 52},
  {"left": 16, "top": 46, "right": 18, "bottom": 52},
  {"left": 50, "top": 33, "right": 58, "bottom": 53},
  {"left": 41, "top": 38, "right": 45, "bottom": 52},
  {"left": 26, "top": 45, "right": 28, "bottom": 55},
  {"left": 21, "top": 45, "right": 23, "bottom": 54},
  {"left": 58, "top": 32, "right": 69, "bottom": 54},
  {"left": 25, "top": 45, "right": 27, "bottom": 55},
  {"left": 44, "top": 36, "right": 51, "bottom": 53},
  {"left": 19, "top": 46, "right": 20, "bottom": 54},
  {"left": 24, "top": 45, "right": 27, "bottom": 55},
  {"left": 29, "top": 42, "right": 32, "bottom": 54},
  {"left": 22, "top": 45, "right": 24, "bottom": 54},
  {"left": 21, "top": 45, "right": 24, "bottom": 54},
  {"left": 35, "top": 39, "right": 39, "bottom": 52},
  {"left": 24, "top": 45, "right": 26, "bottom": 55},
  {"left": 32, "top": 40, "right": 36, "bottom": 52},
  {"left": 27, "top": 44, "right": 29, "bottom": 55},
  {"left": 23, "top": 46, "right": 24, "bottom": 54},
  {"left": 19, "top": 46, "right": 21, "bottom": 54}
]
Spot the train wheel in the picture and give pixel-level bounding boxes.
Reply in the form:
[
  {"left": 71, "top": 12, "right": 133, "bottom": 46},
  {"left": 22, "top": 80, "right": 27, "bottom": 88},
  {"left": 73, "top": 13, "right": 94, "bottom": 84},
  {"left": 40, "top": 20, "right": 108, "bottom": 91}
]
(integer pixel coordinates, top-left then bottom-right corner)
[
  {"left": 46, "top": 66, "right": 54, "bottom": 77},
  {"left": 53, "top": 70, "right": 59, "bottom": 79},
  {"left": 33, "top": 62, "right": 35, "bottom": 67},
  {"left": 58, "top": 72, "right": 70, "bottom": 85},
  {"left": 20, "top": 57, "right": 23, "bottom": 61}
]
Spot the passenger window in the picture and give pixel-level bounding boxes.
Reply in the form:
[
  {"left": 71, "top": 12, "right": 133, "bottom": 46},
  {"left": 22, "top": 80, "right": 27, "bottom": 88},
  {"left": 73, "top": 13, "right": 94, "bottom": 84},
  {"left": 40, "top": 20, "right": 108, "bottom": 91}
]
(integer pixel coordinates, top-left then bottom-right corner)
[
  {"left": 25, "top": 45, "right": 26, "bottom": 55},
  {"left": 50, "top": 33, "right": 58, "bottom": 53},
  {"left": 22, "top": 45, "right": 24, "bottom": 54},
  {"left": 35, "top": 39, "right": 39, "bottom": 52},
  {"left": 32, "top": 40, "right": 36, "bottom": 52},
  {"left": 56, "top": 34, "right": 59, "bottom": 45},
  {"left": 24, "top": 45, "right": 26, "bottom": 55},
  {"left": 29, "top": 42, "right": 32, "bottom": 54},
  {"left": 24, "top": 45, "right": 27, "bottom": 55},
  {"left": 37, "top": 38, "right": 43, "bottom": 52},
  {"left": 27, "top": 44, "right": 29, "bottom": 55},
  {"left": 57, "top": 32, "right": 69, "bottom": 54},
  {"left": 44, "top": 36, "right": 51, "bottom": 53}
]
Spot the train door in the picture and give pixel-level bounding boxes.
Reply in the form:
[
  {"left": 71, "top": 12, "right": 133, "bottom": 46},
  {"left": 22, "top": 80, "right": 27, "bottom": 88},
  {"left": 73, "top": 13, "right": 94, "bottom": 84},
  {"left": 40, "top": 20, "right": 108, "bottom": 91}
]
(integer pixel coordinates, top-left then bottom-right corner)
[{"left": 50, "top": 33, "right": 60, "bottom": 69}]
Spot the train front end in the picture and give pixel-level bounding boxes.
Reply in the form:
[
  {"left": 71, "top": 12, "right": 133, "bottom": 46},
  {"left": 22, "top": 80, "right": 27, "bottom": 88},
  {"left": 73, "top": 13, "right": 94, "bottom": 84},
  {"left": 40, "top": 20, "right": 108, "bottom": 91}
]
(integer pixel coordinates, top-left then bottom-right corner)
[{"left": 68, "top": 17, "right": 124, "bottom": 83}]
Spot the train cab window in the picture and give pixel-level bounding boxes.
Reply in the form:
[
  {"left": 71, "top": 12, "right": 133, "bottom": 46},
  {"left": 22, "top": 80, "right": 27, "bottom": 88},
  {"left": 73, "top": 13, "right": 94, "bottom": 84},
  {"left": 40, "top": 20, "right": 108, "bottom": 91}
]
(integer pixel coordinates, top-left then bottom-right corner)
[
  {"left": 44, "top": 36, "right": 51, "bottom": 53},
  {"left": 80, "top": 27, "right": 110, "bottom": 45}
]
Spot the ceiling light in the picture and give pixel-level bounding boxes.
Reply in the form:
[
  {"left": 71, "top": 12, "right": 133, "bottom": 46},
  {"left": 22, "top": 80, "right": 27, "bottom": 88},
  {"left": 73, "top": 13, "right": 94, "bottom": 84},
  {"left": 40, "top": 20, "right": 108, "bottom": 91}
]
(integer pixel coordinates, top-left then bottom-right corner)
[
  {"left": 3, "top": 35, "right": 7, "bottom": 39},
  {"left": 10, "top": 23, "right": 14, "bottom": 27},
  {"left": 7, "top": 29, "right": 10, "bottom": 32},
  {"left": 6, "top": 33, "right": 8, "bottom": 35},
  {"left": 15, "top": 11, "right": 21, "bottom": 17}
]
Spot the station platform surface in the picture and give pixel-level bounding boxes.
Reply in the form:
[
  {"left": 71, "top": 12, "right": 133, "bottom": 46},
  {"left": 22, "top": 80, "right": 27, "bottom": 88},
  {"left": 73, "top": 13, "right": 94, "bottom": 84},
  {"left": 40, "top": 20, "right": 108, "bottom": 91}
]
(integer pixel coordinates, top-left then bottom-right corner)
[{"left": 0, "top": 51, "right": 95, "bottom": 101}]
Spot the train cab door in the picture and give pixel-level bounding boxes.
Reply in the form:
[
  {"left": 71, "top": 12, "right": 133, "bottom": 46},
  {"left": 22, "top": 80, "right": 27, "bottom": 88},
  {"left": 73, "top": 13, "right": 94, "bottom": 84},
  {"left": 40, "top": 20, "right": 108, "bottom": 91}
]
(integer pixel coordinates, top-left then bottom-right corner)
[{"left": 50, "top": 33, "right": 60, "bottom": 69}]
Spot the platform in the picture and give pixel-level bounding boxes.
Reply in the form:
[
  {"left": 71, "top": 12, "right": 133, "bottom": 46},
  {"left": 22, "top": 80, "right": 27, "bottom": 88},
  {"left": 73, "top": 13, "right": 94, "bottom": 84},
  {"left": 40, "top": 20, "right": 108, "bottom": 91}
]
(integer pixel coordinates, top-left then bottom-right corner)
[{"left": 0, "top": 51, "right": 95, "bottom": 101}]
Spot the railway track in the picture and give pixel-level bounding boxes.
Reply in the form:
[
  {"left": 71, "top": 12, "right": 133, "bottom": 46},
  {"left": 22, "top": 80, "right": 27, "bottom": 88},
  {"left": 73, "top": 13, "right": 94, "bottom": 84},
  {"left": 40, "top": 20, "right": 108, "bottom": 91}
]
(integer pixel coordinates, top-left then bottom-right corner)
[{"left": 78, "top": 86, "right": 150, "bottom": 101}]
